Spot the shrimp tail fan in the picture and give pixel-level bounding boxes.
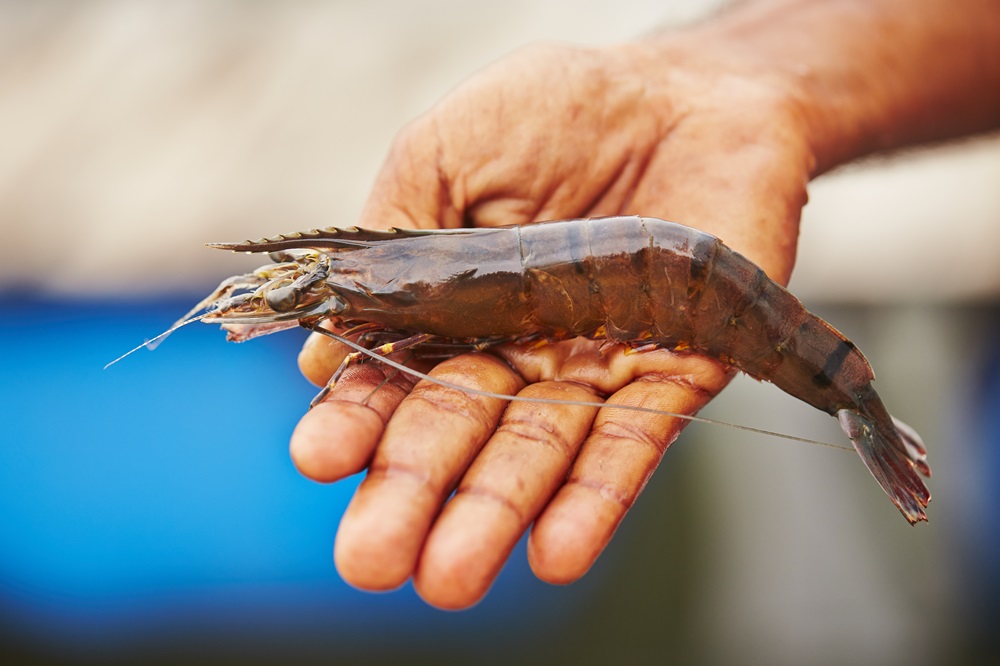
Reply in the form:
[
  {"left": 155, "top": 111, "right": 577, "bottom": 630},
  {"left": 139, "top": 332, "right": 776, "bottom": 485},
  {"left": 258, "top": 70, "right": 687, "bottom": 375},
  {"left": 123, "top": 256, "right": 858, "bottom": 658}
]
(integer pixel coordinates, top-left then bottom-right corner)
[{"left": 837, "top": 408, "right": 931, "bottom": 524}]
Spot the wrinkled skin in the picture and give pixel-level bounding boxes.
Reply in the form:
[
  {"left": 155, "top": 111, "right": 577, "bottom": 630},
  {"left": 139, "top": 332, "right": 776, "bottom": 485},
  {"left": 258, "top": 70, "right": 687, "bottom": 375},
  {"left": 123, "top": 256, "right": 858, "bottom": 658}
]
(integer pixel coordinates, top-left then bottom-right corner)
[
  {"left": 291, "top": 39, "right": 813, "bottom": 609},
  {"left": 281, "top": 0, "right": 1000, "bottom": 609}
]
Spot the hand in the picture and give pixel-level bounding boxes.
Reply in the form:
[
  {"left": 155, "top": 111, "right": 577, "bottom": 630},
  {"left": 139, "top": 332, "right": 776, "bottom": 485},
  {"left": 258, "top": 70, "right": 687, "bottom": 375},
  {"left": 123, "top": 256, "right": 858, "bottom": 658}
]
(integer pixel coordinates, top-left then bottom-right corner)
[{"left": 291, "top": 39, "right": 811, "bottom": 608}]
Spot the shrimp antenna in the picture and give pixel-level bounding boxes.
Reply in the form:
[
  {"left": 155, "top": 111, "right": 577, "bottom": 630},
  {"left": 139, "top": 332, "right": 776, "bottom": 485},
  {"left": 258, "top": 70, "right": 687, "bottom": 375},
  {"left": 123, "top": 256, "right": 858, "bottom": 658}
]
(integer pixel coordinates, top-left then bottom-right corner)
[
  {"left": 306, "top": 324, "right": 853, "bottom": 452},
  {"left": 103, "top": 312, "right": 210, "bottom": 369}
]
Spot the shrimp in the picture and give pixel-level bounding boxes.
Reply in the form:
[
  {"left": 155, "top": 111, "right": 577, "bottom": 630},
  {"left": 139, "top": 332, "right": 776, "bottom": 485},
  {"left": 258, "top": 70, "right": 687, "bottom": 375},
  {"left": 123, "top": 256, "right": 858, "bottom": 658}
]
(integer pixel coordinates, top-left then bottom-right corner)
[{"left": 171, "top": 216, "right": 933, "bottom": 524}]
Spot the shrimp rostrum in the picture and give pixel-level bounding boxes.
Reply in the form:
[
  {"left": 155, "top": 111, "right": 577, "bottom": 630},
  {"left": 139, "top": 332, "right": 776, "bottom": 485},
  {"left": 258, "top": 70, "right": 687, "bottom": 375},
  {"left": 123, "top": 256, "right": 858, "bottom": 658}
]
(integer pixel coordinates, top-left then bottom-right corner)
[{"left": 186, "top": 216, "right": 931, "bottom": 524}]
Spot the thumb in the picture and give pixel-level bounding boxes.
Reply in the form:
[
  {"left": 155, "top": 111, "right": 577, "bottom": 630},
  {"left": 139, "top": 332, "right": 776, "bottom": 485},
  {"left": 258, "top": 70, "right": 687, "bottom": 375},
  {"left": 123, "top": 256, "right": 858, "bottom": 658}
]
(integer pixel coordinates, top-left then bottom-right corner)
[
  {"left": 357, "top": 117, "right": 460, "bottom": 232},
  {"left": 300, "top": 118, "right": 459, "bottom": 384}
]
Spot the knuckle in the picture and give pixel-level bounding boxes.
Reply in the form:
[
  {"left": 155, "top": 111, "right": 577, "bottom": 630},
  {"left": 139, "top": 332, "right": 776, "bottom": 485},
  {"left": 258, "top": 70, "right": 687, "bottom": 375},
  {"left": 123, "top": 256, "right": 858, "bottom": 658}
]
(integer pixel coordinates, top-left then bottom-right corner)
[
  {"left": 591, "top": 418, "right": 669, "bottom": 457},
  {"left": 565, "top": 474, "right": 634, "bottom": 510},
  {"left": 453, "top": 484, "right": 526, "bottom": 523},
  {"left": 366, "top": 460, "right": 440, "bottom": 495},
  {"left": 495, "top": 416, "right": 575, "bottom": 457},
  {"left": 634, "top": 370, "right": 721, "bottom": 400},
  {"left": 406, "top": 383, "right": 497, "bottom": 432}
]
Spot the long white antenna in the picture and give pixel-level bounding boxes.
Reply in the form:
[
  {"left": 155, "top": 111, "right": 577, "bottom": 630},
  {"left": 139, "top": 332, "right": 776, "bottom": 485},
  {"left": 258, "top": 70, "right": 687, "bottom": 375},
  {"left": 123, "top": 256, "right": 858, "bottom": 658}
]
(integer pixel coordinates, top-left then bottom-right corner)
[{"left": 103, "top": 312, "right": 210, "bottom": 369}]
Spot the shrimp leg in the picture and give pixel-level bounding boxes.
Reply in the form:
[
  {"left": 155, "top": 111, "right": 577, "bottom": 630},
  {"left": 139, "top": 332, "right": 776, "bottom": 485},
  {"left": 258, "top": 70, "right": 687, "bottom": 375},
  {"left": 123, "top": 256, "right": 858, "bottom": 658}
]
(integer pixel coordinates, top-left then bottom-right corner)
[{"left": 305, "top": 328, "right": 436, "bottom": 408}]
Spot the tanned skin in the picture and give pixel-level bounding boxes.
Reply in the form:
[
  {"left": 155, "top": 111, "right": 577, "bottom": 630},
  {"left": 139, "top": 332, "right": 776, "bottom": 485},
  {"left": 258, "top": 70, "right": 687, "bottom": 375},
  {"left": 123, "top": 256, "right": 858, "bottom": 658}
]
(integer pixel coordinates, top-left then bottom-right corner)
[{"left": 289, "top": 0, "right": 1000, "bottom": 609}]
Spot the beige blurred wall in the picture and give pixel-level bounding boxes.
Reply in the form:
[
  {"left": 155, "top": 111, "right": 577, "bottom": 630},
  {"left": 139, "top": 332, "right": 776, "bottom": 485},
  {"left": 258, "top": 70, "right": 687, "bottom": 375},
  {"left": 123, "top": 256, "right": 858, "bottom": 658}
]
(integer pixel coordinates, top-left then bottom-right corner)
[
  {"left": 797, "top": 139, "right": 1000, "bottom": 302},
  {"left": 0, "top": 0, "right": 997, "bottom": 300}
]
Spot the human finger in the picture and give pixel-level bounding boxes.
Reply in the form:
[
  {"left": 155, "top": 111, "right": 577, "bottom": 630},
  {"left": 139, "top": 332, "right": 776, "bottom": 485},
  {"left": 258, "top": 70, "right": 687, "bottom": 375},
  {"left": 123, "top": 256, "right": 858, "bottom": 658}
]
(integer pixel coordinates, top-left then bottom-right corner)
[
  {"left": 333, "top": 353, "right": 524, "bottom": 591},
  {"left": 297, "top": 324, "right": 350, "bottom": 388},
  {"left": 355, "top": 116, "right": 457, "bottom": 231},
  {"left": 412, "top": 381, "right": 602, "bottom": 609},
  {"left": 290, "top": 358, "right": 423, "bottom": 483},
  {"left": 527, "top": 376, "right": 719, "bottom": 584},
  {"left": 624, "top": 108, "right": 808, "bottom": 284}
]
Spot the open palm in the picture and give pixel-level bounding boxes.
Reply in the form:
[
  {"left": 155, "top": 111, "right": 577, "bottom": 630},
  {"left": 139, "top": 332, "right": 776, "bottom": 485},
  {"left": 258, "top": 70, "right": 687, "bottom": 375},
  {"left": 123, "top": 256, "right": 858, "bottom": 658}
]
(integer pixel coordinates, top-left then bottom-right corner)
[{"left": 291, "top": 41, "right": 812, "bottom": 609}]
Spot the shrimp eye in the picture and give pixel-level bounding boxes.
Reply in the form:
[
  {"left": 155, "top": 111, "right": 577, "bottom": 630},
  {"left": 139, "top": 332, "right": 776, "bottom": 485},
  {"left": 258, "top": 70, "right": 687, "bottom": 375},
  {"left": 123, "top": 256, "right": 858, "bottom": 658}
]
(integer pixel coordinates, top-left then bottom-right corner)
[{"left": 265, "top": 285, "right": 300, "bottom": 312}]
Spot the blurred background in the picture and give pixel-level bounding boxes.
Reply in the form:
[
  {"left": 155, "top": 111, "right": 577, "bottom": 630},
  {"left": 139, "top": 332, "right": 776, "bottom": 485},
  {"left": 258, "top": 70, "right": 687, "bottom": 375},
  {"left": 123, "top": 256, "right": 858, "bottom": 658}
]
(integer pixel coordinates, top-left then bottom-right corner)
[{"left": 2, "top": 1, "right": 998, "bottom": 663}]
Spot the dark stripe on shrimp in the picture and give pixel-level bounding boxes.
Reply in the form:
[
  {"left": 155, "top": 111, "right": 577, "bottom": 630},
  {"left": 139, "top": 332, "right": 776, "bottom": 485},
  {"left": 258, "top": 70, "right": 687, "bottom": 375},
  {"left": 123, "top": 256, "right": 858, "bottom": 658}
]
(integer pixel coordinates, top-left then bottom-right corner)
[
  {"left": 813, "top": 339, "right": 857, "bottom": 388},
  {"left": 686, "top": 235, "right": 718, "bottom": 304}
]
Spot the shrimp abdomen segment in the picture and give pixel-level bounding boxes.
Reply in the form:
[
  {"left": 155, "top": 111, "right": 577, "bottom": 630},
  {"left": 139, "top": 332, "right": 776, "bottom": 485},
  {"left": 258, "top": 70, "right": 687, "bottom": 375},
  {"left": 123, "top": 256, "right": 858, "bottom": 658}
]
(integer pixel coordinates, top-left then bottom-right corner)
[
  {"left": 672, "top": 233, "right": 929, "bottom": 522},
  {"left": 678, "top": 237, "right": 873, "bottom": 414}
]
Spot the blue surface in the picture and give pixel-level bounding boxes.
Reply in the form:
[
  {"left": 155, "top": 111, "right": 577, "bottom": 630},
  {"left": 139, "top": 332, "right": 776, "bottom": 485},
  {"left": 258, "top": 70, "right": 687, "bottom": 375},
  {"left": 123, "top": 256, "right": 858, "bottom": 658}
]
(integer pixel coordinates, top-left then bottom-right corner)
[
  {"left": 971, "top": 336, "right": 1000, "bottom": 631},
  {"left": 0, "top": 296, "right": 599, "bottom": 659}
]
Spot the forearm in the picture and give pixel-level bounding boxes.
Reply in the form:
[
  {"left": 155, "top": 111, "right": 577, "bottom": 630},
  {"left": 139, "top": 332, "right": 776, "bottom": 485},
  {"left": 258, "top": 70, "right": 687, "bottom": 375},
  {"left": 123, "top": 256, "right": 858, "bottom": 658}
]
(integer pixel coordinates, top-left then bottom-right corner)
[{"left": 656, "top": 0, "right": 1000, "bottom": 174}]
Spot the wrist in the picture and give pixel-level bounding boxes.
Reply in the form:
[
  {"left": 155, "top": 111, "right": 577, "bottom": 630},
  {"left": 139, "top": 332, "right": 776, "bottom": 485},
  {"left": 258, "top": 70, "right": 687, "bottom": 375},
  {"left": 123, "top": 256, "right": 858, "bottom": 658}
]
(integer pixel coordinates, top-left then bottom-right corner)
[
  {"left": 638, "top": 0, "right": 1000, "bottom": 176},
  {"left": 628, "top": 17, "right": 853, "bottom": 177}
]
